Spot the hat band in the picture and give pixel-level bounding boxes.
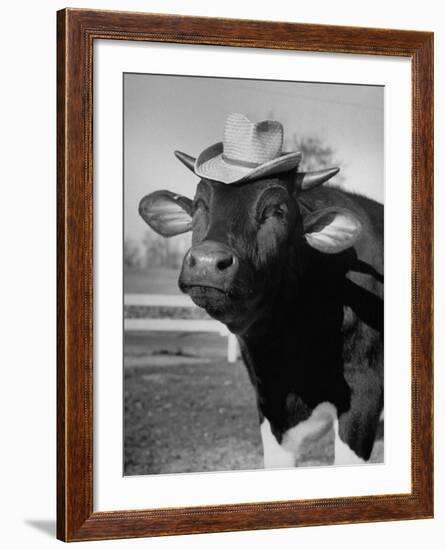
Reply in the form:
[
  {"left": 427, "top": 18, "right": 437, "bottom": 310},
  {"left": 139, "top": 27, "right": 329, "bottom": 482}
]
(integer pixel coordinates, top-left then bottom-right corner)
[{"left": 222, "top": 154, "right": 262, "bottom": 169}]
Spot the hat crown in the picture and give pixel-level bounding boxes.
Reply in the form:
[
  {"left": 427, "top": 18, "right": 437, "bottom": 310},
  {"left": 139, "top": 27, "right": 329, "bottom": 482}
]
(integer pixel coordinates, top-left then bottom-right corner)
[
  {"left": 191, "top": 112, "right": 301, "bottom": 184},
  {"left": 223, "top": 113, "right": 284, "bottom": 166}
]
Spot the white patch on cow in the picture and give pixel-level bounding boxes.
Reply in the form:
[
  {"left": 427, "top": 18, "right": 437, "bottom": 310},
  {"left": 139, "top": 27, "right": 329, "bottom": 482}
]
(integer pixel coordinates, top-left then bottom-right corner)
[
  {"left": 333, "top": 418, "right": 365, "bottom": 465},
  {"left": 261, "top": 404, "right": 369, "bottom": 468},
  {"left": 260, "top": 402, "right": 337, "bottom": 468},
  {"left": 260, "top": 418, "right": 296, "bottom": 468},
  {"left": 281, "top": 402, "right": 337, "bottom": 457}
]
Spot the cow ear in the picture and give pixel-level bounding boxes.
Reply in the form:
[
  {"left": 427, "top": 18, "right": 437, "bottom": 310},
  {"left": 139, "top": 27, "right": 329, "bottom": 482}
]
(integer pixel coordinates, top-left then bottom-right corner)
[
  {"left": 303, "top": 207, "right": 362, "bottom": 254},
  {"left": 139, "top": 190, "right": 193, "bottom": 237}
]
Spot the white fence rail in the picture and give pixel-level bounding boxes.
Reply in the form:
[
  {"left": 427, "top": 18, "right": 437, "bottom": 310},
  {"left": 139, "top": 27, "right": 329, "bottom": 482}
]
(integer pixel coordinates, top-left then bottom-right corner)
[{"left": 124, "top": 294, "right": 239, "bottom": 363}]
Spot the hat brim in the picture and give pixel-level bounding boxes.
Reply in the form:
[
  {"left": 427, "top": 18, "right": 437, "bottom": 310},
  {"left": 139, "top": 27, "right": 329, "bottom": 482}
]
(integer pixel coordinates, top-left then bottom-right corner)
[{"left": 194, "top": 142, "right": 302, "bottom": 184}]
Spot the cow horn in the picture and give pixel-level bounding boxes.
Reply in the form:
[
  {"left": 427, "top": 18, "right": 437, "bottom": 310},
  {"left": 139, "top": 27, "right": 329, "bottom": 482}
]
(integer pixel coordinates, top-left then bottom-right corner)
[
  {"left": 295, "top": 167, "right": 340, "bottom": 191},
  {"left": 174, "top": 150, "right": 196, "bottom": 173}
]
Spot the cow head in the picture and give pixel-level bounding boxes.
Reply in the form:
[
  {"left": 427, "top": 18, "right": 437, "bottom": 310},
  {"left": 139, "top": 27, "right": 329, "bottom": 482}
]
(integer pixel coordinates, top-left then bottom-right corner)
[{"left": 139, "top": 153, "right": 362, "bottom": 333}]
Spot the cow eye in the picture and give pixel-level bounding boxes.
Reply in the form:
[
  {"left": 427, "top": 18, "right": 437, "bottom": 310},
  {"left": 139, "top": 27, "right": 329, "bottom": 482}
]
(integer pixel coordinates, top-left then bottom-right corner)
[
  {"left": 260, "top": 203, "right": 288, "bottom": 223},
  {"left": 193, "top": 198, "right": 208, "bottom": 214}
]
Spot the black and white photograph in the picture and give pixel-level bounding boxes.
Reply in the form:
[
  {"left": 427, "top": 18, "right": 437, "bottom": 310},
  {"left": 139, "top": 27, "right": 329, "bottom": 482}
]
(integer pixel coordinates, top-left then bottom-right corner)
[
  {"left": 123, "top": 73, "right": 384, "bottom": 476},
  {"left": 1, "top": 0, "right": 440, "bottom": 546}
]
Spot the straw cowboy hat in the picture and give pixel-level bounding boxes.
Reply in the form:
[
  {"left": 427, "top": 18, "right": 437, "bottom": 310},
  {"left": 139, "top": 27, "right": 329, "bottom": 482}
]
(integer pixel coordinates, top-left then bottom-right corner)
[{"left": 175, "top": 113, "right": 302, "bottom": 184}]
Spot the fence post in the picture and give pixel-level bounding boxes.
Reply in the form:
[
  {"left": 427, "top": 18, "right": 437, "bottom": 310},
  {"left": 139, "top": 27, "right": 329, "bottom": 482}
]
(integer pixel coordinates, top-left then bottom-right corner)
[{"left": 227, "top": 334, "right": 239, "bottom": 363}]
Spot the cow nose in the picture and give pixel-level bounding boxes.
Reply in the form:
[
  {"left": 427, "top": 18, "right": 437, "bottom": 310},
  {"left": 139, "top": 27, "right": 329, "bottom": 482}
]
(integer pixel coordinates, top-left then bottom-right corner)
[
  {"left": 189, "top": 247, "right": 234, "bottom": 272},
  {"left": 181, "top": 241, "right": 238, "bottom": 288}
]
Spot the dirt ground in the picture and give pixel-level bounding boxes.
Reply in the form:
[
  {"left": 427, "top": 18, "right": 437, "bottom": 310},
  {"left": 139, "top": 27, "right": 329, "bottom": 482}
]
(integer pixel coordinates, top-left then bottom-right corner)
[{"left": 124, "top": 331, "right": 383, "bottom": 476}]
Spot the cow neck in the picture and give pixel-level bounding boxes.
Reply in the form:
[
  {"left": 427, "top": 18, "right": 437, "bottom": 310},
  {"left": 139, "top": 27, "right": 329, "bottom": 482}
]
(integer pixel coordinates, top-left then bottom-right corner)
[{"left": 237, "top": 246, "right": 351, "bottom": 438}]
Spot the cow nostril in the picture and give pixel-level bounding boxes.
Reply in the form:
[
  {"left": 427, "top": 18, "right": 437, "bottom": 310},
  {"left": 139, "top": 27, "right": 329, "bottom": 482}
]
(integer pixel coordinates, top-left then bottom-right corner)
[
  {"left": 216, "top": 255, "right": 234, "bottom": 271},
  {"left": 188, "top": 253, "right": 196, "bottom": 268}
]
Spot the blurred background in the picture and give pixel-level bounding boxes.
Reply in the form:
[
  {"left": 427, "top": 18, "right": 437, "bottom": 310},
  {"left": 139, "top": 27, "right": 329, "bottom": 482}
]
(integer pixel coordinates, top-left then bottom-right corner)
[{"left": 123, "top": 73, "right": 384, "bottom": 475}]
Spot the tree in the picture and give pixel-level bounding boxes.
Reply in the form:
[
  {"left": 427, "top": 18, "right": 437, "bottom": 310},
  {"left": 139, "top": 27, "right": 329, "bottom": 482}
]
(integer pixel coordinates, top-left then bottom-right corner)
[
  {"left": 285, "top": 133, "right": 344, "bottom": 185},
  {"left": 141, "top": 231, "right": 191, "bottom": 269},
  {"left": 142, "top": 231, "right": 166, "bottom": 268},
  {"left": 124, "top": 237, "right": 142, "bottom": 268}
]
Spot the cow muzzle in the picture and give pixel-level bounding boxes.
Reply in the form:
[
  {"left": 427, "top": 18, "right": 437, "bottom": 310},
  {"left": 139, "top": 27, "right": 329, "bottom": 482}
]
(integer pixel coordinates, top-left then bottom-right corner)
[{"left": 179, "top": 241, "right": 239, "bottom": 301}]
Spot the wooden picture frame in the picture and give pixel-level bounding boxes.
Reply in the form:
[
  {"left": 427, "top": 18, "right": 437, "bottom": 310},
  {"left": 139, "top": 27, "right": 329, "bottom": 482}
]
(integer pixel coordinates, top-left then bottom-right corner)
[{"left": 57, "top": 8, "right": 434, "bottom": 542}]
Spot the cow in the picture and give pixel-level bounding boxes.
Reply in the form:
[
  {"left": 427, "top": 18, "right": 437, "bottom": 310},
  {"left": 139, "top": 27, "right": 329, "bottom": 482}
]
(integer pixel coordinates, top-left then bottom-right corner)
[{"left": 138, "top": 122, "right": 383, "bottom": 468}]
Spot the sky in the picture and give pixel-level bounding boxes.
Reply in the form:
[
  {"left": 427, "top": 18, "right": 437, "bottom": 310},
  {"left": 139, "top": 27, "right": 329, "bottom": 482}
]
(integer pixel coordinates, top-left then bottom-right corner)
[{"left": 124, "top": 73, "right": 384, "bottom": 242}]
